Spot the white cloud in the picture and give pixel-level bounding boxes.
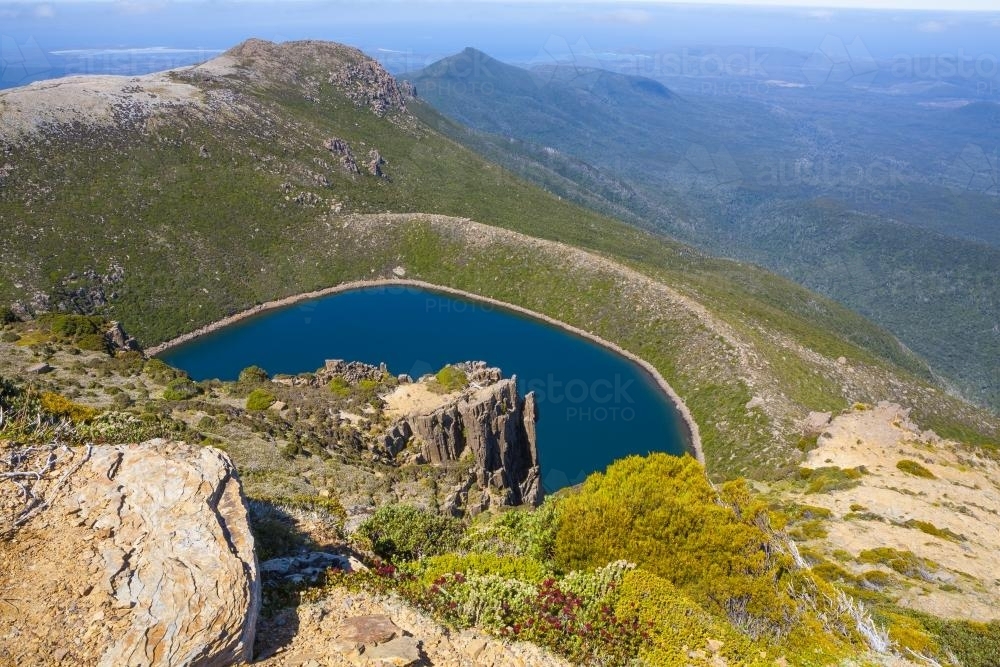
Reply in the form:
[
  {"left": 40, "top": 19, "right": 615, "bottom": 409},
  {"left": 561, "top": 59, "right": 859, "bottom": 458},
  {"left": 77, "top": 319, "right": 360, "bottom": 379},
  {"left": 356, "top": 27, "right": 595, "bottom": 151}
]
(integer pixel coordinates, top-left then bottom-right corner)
[
  {"left": 33, "top": 4, "right": 55, "bottom": 19},
  {"left": 593, "top": 9, "right": 652, "bottom": 25},
  {"left": 114, "top": 1, "right": 169, "bottom": 15},
  {"left": 806, "top": 9, "right": 835, "bottom": 21},
  {"left": 916, "top": 20, "right": 950, "bottom": 32}
]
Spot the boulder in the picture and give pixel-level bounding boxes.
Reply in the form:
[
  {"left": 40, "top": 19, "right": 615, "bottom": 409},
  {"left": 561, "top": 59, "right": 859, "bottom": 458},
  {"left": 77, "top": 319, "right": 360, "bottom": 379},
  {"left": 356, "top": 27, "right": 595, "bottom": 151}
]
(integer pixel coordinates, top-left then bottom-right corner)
[
  {"left": 260, "top": 550, "right": 364, "bottom": 586},
  {"left": 367, "top": 149, "right": 386, "bottom": 178},
  {"left": 338, "top": 615, "right": 401, "bottom": 646},
  {"left": 0, "top": 440, "right": 260, "bottom": 666},
  {"left": 105, "top": 321, "right": 140, "bottom": 352},
  {"left": 364, "top": 636, "right": 421, "bottom": 666},
  {"left": 802, "top": 411, "right": 833, "bottom": 435}
]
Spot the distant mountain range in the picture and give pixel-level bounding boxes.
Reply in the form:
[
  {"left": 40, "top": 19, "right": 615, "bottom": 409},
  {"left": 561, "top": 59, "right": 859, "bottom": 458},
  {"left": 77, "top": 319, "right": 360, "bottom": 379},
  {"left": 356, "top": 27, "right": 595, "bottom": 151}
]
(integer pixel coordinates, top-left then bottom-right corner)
[{"left": 406, "top": 47, "right": 1000, "bottom": 410}]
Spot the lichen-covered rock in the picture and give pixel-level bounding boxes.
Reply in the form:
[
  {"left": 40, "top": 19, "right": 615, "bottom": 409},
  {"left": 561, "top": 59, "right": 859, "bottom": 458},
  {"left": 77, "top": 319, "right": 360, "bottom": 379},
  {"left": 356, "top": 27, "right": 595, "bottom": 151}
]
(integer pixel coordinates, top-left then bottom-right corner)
[{"left": 0, "top": 440, "right": 260, "bottom": 666}]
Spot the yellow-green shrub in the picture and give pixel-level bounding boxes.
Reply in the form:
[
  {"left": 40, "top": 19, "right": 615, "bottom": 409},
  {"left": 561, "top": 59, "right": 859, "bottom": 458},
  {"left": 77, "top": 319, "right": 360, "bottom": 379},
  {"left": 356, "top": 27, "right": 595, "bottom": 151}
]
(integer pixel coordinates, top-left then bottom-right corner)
[
  {"left": 554, "top": 454, "right": 799, "bottom": 639},
  {"left": 614, "top": 568, "right": 770, "bottom": 666},
  {"left": 798, "top": 466, "right": 865, "bottom": 494},
  {"left": 433, "top": 365, "right": 468, "bottom": 392},
  {"left": 896, "top": 459, "right": 936, "bottom": 479},
  {"left": 881, "top": 610, "right": 939, "bottom": 656},
  {"left": 39, "top": 391, "right": 98, "bottom": 424},
  {"left": 411, "top": 552, "right": 551, "bottom": 586},
  {"left": 858, "top": 547, "right": 937, "bottom": 580},
  {"left": 246, "top": 388, "right": 276, "bottom": 411}
]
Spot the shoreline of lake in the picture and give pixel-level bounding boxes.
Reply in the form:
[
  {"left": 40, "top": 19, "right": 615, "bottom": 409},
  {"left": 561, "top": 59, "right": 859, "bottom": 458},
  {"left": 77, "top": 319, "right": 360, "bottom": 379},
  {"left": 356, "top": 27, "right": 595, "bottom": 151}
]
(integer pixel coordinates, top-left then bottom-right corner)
[{"left": 145, "top": 278, "right": 704, "bottom": 464}]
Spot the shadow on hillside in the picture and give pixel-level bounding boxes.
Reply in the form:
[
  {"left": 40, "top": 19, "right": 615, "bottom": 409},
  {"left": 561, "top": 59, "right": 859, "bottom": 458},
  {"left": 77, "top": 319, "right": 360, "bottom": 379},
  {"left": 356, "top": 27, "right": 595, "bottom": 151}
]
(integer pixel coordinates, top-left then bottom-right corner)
[{"left": 247, "top": 498, "right": 370, "bottom": 662}]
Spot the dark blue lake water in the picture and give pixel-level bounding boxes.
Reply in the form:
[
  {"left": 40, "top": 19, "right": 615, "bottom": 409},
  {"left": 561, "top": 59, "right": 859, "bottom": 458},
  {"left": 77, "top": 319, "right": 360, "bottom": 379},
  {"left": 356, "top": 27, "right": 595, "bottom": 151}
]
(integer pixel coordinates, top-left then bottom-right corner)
[{"left": 160, "top": 286, "right": 687, "bottom": 490}]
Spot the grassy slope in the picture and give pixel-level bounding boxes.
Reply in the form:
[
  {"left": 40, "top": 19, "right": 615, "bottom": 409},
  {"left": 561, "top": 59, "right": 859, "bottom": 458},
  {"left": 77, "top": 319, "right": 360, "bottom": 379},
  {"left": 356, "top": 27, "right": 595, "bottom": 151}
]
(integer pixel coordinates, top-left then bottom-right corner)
[{"left": 1, "top": 42, "right": 997, "bottom": 480}]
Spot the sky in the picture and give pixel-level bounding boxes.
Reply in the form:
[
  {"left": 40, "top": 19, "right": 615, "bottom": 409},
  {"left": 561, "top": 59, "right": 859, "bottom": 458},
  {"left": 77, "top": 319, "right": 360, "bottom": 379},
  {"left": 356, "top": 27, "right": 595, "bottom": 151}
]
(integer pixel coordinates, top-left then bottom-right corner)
[
  {"left": 2, "top": 1, "right": 999, "bottom": 84},
  {"left": 4, "top": 0, "right": 999, "bottom": 9}
]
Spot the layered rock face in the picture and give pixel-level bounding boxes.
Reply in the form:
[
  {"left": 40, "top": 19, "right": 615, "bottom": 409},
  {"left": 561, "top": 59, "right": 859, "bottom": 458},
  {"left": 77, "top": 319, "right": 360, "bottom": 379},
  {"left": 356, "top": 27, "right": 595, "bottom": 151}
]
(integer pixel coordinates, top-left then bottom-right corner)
[
  {"left": 0, "top": 440, "right": 260, "bottom": 666},
  {"left": 408, "top": 378, "right": 543, "bottom": 508}
]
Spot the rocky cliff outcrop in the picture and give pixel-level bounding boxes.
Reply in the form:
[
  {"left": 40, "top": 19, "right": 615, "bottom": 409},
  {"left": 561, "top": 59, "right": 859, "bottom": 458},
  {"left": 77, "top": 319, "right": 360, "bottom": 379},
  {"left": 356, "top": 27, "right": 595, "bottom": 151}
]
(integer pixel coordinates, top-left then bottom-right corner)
[
  {"left": 0, "top": 440, "right": 260, "bottom": 666},
  {"left": 329, "top": 59, "right": 413, "bottom": 117},
  {"left": 407, "top": 377, "right": 543, "bottom": 509}
]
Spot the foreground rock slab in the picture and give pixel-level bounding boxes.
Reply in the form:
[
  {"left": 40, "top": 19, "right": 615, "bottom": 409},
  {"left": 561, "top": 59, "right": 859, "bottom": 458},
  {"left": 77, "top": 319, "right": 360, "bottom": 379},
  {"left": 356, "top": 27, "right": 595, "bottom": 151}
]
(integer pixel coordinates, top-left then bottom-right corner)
[{"left": 0, "top": 440, "right": 260, "bottom": 666}]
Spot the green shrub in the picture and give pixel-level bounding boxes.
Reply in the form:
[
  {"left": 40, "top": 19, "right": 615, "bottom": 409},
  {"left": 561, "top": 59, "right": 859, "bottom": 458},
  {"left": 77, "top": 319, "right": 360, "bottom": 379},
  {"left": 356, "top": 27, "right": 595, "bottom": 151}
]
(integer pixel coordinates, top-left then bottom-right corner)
[
  {"left": 902, "top": 519, "right": 963, "bottom": 542},
  {"left": 246, "top": 388, "right": 277, "bottom": 411},
  {"left": 434, "top": 365, "right": 468, "bottom": 392},
  {"left": 789, "top": 519, "right": 828, "bottom": 540},
  {"left": 860, "top": 570, "right": 894, "bottom": 590},
  {"left": 896, "top": 459, "right": 936, "bottom": 479},
  {"left": 77, "top": 410, "right": 171, "bottom": 443},
  {"left": 413, "top": 562, "right": 649, "bottom": 665},
  {"left": 796, "top": 433, "right": 820, "bottom": 453},
  {"left": 100, "top": 350, "right": 145, "bottom": 376},
  {"left": 0, "top": 306, "right": 16, "bottom": 324},
  {"left": 356, "top": 378, "right": 380, "bottom": 402},
  {"left": 914, "top": 613, "right": 1000, "bottom": 667},
  {"left": 110, "top": 392, "right": 133, "bottom": 410},
  {"left": 144, "top": 358, "right": 183, "bottom": 383},
  {"left": 411, "top": 552, "right": 551, "bottom": 586},
  {"left": 878, "top": 609, "right": 939, "bottom": 658},
  {"left": 554, "top": 454, "right": 801, "bottom": 639},
  {"left": 76, "top": 333, "right": 110, "bottom": 353},
  {"left": 0, "top": 331, "right": 19, "bottom": 343},
  {"left": 238, "top": 365, "right": 270, "bottom": 384},
  {"left": 461, "top": 500, "right": 558, "bottom": 561},
  {"left": 328, "top": 376, "right": 351, "bottom": 397},
  {"left": 43, "top": 314, "right": 105, "bottom": 338},
  {"left": 782, "top": 503, "right": 833, "bottom": 521},
  {"left": 858, "top": 547, "right": 938, "bottom": 580},
  {"left": 163, "top": 377, "right": 201, "bottom": 401},
  {"left": 355, "top": 504, "right": 463, "bottom": 561},
  {"left": 798, "top": 466, "right": 866, "bottom": 494}
]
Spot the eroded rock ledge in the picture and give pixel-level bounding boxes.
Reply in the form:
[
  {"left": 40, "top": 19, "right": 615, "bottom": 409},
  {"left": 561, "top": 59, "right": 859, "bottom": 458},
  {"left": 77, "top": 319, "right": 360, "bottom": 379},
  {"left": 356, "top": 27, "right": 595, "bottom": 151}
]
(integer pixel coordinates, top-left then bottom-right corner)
[
  {"left": 383, "top": 361, "right": 544, "bottom": 513},
  {"left": 0, "top": 440, "right": 260, "bottom": 666}
]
